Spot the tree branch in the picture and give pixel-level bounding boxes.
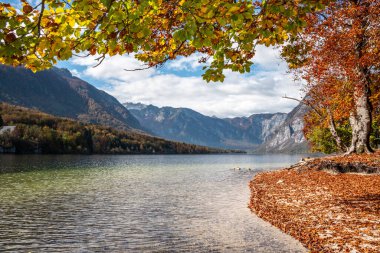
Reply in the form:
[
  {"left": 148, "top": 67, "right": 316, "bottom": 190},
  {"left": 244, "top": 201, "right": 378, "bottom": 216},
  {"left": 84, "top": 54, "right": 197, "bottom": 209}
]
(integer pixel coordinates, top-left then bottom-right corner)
[
  {"left": 124, "top": 40, "right": 186, "bottom": 71},
  {"left": 35, "top": 0, "right": 45, "bottom": 39},
  {"left": 282, "top": 95, "right": 323, "bottom": 117},
  {"left": 93, "top": 54, "right": 106, "bottom": 68}
]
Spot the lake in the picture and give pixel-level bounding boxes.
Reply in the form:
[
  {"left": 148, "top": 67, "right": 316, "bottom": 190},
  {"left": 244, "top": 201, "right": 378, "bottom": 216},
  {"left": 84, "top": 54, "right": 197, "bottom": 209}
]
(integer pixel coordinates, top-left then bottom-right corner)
[{"left": 0, "top": 154, "right": 307, "bottom": 252}]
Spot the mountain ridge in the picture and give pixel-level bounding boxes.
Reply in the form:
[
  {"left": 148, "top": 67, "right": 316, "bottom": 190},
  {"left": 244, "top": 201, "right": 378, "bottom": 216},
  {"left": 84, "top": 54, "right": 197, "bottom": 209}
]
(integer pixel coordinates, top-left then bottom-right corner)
[
  {"left": 0, "top": 65, "right": 144, "bottom": 132},
  {"left": 255, "top": 102, "right": 309, "bottom": 153},
  {"left": 124, "top": 102, "right": 309, "bottom": 152}
]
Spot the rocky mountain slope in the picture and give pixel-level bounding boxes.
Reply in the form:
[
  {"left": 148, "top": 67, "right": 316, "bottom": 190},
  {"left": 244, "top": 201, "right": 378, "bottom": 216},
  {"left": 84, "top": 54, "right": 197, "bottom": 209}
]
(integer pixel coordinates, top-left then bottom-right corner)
[
  {"left": 224, "top": 113, "right": 287, "bottom": 146},
  {"left": 124, "top": 103, "right": 248, "bottom": 149},
  {"left": 125, "top": 102, "right": 309, "bottom": 152},
  {"left": 255, "top": 103, "right": 309, "bottom": 153},
  {"left": 0, "top": 65, "right": 143, "bottom": 131}
]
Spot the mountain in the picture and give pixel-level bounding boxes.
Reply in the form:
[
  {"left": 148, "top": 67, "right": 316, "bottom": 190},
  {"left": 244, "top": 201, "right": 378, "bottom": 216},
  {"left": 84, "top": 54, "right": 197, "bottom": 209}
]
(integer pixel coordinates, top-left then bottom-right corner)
[
  {"left": 255, "top": 103, "right": 309, "bottom": 153},
  {"left": 0, "top": 65, "right": 143, "bottom": 131},
  {"left": 124, "top": 102, "right": 308, "bottom": 152},
  {"left": 224, "top": 113, "right": 287, "bottom": 145},
  {"left": 0, "top": 103, "right": 230, "bottom": 155},
  {"left": 124, "top": 103, "right": 247, "bottom": 149},
  {"left": 0, "top": 65, "right": 309, "bottom": 153}
]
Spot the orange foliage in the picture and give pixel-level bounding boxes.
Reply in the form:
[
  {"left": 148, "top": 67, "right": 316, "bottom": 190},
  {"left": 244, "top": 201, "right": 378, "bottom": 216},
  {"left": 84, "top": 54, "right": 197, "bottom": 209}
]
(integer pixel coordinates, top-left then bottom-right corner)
[{"left": 283, "top": 0, "right": 380, "bottom": 153}]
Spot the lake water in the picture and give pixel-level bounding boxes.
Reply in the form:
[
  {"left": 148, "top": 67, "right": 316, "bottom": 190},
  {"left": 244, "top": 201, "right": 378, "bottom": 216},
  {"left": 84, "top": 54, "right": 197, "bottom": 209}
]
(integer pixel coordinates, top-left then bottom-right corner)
[{"left": 0, "top": 154, "right": 307, "bottom": 252}]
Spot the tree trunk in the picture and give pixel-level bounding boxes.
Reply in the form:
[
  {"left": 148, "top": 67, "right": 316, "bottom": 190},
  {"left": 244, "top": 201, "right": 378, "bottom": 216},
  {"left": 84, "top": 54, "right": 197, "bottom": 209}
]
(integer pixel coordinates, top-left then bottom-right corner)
[
  {"left": 346, "top": 89, "right": 373, "bottom": 154},
  {"left": 327, "top": 109, "right": 346, "bottom": 152},
  {"left": 346, "top": 5, "right": 373, "bottom": 155}
]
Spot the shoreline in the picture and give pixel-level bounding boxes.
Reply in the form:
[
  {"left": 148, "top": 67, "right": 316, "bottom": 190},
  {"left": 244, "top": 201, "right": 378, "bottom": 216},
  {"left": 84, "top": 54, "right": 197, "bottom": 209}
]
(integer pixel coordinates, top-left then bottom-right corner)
[{"left": 249, "top": 152, "right": 380, "bottom": 252}]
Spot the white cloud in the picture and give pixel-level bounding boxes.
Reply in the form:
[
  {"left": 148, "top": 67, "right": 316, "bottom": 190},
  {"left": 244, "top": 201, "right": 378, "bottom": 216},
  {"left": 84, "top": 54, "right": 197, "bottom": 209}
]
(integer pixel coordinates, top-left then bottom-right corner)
[
  {"left": 254, "top": 46, "right": 284, "bottom": 69},
  {"left": 71, "top": 54, "right": 155, "bottom": 83},
  {"left": 69, "top": 68, "right": 82, "bottom": 78},
  {"left": 167, "top": 53, "right": 210, "bottom": 71},
  {"left": 69, "top": 46, "right": 303, "bottom": 118}
]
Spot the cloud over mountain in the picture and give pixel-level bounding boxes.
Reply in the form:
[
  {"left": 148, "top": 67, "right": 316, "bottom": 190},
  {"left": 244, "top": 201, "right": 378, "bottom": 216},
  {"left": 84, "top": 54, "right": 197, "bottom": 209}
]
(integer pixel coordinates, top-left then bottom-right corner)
[{"left": 67, "top": 46, "right": 303, "bottom": 118}]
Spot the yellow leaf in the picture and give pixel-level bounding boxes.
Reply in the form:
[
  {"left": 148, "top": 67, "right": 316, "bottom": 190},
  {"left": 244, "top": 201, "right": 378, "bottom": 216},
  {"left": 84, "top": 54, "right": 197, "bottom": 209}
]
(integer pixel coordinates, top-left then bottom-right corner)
[
  {"left": 56, "top": 7, "right": 64, "bottom": 14},
  {"left": 136, "top": 31, "right": 144, "bottom": 38},
  {"left": 228, "top": 6, "right": 240, "bottom": 13},
  {"left": 69, "top": 18, "right": 75, "bottom": 27}
]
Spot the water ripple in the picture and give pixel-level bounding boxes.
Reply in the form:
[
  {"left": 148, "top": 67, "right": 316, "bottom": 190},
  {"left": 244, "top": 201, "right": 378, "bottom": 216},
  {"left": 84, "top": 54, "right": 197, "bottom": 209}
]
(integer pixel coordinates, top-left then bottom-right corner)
[{"left": 0, "top": 154, "right": 307, "bottom": 252}]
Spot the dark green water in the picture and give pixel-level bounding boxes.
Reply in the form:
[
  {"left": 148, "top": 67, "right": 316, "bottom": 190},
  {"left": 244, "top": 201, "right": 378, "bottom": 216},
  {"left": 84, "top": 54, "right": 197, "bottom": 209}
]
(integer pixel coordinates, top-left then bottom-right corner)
[{"left": 0, "top": 154, "right": 307, "bottom": 252}]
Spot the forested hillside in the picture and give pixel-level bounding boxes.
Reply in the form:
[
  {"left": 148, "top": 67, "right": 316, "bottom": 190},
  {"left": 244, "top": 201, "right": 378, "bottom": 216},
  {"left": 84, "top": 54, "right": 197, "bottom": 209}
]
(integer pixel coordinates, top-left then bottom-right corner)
[{"left": 0, "top": 103, "right": 230, "bottom": 154}]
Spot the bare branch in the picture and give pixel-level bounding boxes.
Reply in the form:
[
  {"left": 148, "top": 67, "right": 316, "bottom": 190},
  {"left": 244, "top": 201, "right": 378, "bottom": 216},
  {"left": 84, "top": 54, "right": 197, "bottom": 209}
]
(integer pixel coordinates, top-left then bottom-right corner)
[
  {"left": 62, "top": 0, "right": 72, "bottom": 8},
  {"left": 282, "top": 95, "right": 323, "bottom": 117},
  {"left": 35, "top": 0, "right": 45, "bottom": 39},
  {"left": 124, "top": 41, "right": 186, "bottom": 72},
  {"left": 93, "top": 54, "right": 106, "bottom": 68},
  {"left": 32, "top": 2, "right": 42, "bottom": 10},
  {"left": 73, "top": 53, "right": 91, "bottom": 58},
  {"left": 124, "top": 65, "right": 159, "bottom": 71}
]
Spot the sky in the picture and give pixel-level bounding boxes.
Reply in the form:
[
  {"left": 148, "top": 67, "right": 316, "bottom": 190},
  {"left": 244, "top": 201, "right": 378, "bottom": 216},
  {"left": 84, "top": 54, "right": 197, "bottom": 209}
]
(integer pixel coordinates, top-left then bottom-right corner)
[{"left": 56, "top": 46, "right": 303, "bottom": 118}]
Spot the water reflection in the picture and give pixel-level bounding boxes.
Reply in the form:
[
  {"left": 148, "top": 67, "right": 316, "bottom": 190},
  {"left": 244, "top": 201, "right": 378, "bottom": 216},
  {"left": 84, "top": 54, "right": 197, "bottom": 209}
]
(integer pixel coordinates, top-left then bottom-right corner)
[{"left": 0, "top": 154, "right": 307, "bottom": 252}]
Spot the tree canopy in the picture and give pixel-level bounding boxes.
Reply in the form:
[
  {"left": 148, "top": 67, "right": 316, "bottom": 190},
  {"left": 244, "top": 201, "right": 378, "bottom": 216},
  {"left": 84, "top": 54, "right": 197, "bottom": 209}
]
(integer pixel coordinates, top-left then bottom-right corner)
[
  {"left": 1, "top": 0, "right": 329, "bottom": 81},
  {"left": 282, "top": 0, "right": 380, "bottom": 153}
]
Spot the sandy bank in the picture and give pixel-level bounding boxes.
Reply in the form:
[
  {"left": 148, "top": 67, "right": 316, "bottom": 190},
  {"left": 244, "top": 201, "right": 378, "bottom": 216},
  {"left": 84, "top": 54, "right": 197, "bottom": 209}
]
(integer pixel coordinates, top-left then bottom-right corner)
[{"left": 249, "top": 152, "right": 380, "bottom": 252}]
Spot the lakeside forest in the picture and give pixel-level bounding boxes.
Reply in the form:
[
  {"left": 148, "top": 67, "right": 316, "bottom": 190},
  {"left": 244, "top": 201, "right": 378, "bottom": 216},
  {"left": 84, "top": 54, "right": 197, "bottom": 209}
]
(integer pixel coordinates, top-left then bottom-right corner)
[{"left": 0, "top": 103, "right": 229, "bottom": 154}]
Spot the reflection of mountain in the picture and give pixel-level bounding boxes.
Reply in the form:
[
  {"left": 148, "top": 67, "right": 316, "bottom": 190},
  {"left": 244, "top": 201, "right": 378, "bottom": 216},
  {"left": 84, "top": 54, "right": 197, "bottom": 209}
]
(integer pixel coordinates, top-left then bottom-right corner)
[
  {"left": 0, "top": 65, "right": 143, "bottom": 131},
  {"left": 125, "top": 102, "right": 309, "bottom": 153}
]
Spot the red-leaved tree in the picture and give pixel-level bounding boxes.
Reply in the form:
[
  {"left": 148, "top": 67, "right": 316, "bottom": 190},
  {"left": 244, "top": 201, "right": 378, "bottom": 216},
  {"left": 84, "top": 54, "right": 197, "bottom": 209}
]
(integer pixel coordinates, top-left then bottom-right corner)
[{"left": 282, "top": 0, "right": 380, "bottom": 154}]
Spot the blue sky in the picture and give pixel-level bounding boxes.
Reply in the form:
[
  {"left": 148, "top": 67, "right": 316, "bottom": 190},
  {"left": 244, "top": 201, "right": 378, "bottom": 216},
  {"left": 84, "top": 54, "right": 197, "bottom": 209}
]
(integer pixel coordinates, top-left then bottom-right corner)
[{"left": 5, "top": 0, "right": 302, "bottom": 117}]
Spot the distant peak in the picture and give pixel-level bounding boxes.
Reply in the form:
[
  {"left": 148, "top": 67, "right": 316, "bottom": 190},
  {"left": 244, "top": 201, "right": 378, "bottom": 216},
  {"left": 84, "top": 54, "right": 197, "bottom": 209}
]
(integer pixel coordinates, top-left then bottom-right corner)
[
  {"left": 124, "top": 102, "right": 149, "bottom": 110},
  {"left": 52, "top": 67, "right": 73, "bottom": 78}
]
